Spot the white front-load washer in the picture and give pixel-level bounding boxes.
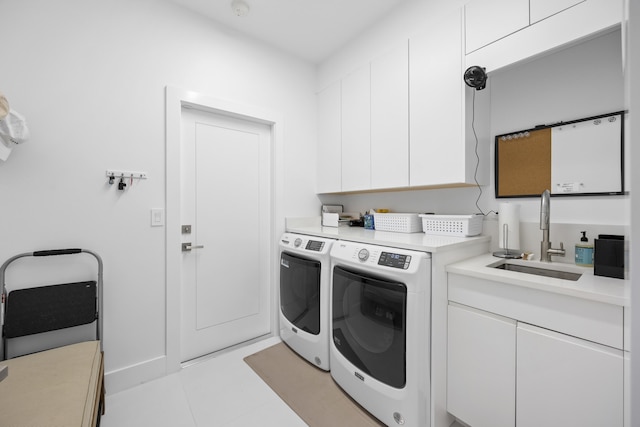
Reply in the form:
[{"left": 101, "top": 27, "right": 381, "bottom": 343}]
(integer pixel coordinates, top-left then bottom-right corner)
[
  {"left": 330, "top": 240, "right": 432, "bottom": 426},
  {"left": 279, "top": 232, "right": 335, "bottom": 371}
]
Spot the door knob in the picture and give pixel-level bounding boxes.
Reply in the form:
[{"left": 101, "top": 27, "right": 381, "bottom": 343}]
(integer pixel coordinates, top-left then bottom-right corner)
[{"left": 182, "top": 243, "right": 204, "bottom": 252}]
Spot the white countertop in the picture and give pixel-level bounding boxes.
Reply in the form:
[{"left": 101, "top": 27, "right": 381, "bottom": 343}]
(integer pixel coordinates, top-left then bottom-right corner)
[
  {"left": 285, "top": 217, "right": 491, "bottom": 253},
  {"left": 446, "top": 253, "right": 630, "bottom": 307}
]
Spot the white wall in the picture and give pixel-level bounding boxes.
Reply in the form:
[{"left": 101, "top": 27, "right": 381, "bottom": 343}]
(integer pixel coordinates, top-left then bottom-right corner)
[{"left": 0, "top": 0, "right": 319, "bottom": 391}]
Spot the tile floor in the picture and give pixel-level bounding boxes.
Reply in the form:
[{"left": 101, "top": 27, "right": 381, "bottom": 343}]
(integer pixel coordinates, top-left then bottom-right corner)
[
  {"left": 101, "top": 336, "right": 465, "bottom": 427},
  {"left": 100, "top": 336, "right": 306, "bottom": 427}
]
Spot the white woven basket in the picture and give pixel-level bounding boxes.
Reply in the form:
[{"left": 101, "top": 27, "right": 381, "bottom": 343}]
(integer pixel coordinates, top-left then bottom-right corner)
[
  {"left": 373, "top": 213, "right": 423, "bottom": 233},
  {"left": 419, "top": 214, "right": 483, "bottom": 237}
]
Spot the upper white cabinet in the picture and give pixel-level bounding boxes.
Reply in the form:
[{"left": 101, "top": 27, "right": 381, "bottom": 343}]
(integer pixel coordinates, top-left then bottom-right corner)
[
  {"left": 464, "top": 0, "right": 529, "bottom": 54},
  {"left": 410, "top": 8, "right": 489, "bottom": 188},
  {"left": 530, "top": 0, "right": 584, "bottom": 24},
  {"left": 316, "top": 41, "right": 409, "bottom": 194},
  {"left": 465, "top": 0, "right": 621, "bottom": 72},
  {"left": 370, "top": 44, "right": 409, "bottom": 190},
  {"left": 317, "top": 6, "right": 494, "bottom": 194},
  {"left": 464, "top": 0, "right": 585, "bottom": 53},
  {"left": 316, "top": 80, "right": 342, "bottom": 194},
  {"left": 341, "top": 64, "right": 371, "bottom": 192}
]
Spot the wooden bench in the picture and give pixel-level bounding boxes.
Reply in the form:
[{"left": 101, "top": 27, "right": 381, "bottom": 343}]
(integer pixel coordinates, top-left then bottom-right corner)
[{"left": 0, "top": 340, "right": 105, "bottom": 427}]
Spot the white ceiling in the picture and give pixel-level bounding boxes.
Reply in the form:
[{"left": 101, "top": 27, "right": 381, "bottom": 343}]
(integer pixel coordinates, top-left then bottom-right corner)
[{"left": 166, "top": 0, "right": 406, "bottom": 63}]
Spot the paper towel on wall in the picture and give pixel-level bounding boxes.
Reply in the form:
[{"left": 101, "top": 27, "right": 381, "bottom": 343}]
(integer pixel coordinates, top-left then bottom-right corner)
[
  {"left": 498, "top": 203, "right": 520, "bottom": 250},
  {"left": 0, "top": 109, "right": 30, "bottom": 161}
]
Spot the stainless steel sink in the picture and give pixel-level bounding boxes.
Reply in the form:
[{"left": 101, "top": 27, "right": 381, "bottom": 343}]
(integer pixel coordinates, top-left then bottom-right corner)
[{"left": 491, "top": 262, "right": 582, "bottom": 281}]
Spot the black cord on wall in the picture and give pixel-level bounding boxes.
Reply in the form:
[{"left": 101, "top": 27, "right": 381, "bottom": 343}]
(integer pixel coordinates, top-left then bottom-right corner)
[{"left": 470, "top": 85, "right": 496, "bottom": 217}]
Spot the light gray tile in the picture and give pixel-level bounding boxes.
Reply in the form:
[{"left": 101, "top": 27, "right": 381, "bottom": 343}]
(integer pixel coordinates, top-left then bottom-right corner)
[
  {"left": 102, "top": 374, "right": 196, "bottom": 427},
  {"left": 101, "top": 337, "right": 305, "bottom": 427}
]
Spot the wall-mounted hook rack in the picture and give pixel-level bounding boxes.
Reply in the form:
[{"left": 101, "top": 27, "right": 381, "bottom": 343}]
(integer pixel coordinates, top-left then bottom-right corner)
[{"left": 105, "top": 170, "right": 148, "bottom": 180}]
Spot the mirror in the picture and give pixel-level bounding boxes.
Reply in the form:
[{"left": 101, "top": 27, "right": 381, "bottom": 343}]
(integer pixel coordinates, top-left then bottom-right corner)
[{"left": 495, "top": 111, "right": 626, "bottom": 198}]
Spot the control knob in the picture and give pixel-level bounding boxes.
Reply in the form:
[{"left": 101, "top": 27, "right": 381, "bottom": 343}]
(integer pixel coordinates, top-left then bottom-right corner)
[
  {"left": 294, "top": 238, "right": 303, "bottom": 248},
  {"left": 358, "top": 248, "right": 369, "bottom": 261}
]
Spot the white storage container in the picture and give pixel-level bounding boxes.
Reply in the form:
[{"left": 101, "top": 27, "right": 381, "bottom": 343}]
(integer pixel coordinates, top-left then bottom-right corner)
[
  {"left": 373, "top": 213, "right": 423, "bottom": 233},
  {"left": 419, "top": 214, "right": 483, "bottom": 237}
]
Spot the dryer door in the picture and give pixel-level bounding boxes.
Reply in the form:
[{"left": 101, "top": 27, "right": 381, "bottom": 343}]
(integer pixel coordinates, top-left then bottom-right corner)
[
  {"left": 332, "top": 266, "right": 407, "bottom": 388},
  {"left": 280, "top": 252, "right": 321, "bottom": 335}
]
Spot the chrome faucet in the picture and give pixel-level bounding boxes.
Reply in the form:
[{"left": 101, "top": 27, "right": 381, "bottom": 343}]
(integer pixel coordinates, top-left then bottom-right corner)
[{"left": 540, "top": 189, "right": 565, "bottom": 262}]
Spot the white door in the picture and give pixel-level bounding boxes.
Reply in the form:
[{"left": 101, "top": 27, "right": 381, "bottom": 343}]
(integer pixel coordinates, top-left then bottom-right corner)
[{"left": 180, "top": 106, "right": 271, "bottom": 363}]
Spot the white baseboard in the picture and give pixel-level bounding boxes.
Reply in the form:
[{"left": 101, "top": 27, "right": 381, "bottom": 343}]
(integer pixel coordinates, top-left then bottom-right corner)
[{"left": 104, "top": 355, "right": 167, "bottom": 395}]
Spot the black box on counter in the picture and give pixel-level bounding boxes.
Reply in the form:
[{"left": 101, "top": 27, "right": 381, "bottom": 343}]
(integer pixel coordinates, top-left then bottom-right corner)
[{"left": 594, "top": 235, "right": 626, "bottom": 279}]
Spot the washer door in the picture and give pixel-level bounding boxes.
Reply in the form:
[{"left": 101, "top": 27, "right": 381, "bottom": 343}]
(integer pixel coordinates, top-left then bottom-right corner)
[
  {"left": 280, "top": 252, "right": 321, "bottom": 335},
  {"left": 332, "top": 266, "right": 407, "bottom": 388}
]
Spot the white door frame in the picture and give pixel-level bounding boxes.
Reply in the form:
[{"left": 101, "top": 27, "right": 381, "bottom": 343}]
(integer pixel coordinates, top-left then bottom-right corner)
[{"left": 165, "top": 86, "right": 284, "bottom": 374}]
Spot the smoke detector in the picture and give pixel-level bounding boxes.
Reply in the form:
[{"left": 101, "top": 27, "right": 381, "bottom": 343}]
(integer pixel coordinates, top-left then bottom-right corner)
[{"left": 231, "top": 0, "right": 250, "bottom": 17}]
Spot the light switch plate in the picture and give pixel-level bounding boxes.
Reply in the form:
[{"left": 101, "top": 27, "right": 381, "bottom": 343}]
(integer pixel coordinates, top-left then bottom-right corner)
[{"left": 151, "top": 208, "right": 165, "bottom": 227}]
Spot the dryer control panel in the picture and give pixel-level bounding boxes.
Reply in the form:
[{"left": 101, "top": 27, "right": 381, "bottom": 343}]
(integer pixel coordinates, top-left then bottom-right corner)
[
  {"left": 279, "top": 233, "right": 334, "bottom": 256},
  {"left": 305, "top": 240, "right": 325, "bottom": 252}
]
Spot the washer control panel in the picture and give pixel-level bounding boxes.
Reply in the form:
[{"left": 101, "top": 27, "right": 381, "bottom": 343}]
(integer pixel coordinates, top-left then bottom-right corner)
[
  {"left": 333, "top": 241, "right": 430, "bottom": 276},
  {"left": 352, "top": 246, "right": 411, "bottom": 270},
  {"left": 378, "top": 252, "right": 411, "bottom": 270}
]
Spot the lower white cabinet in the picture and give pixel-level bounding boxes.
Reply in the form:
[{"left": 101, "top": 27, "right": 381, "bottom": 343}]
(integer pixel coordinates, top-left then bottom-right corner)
[
  {"left": 447, "top": 303, "right": 624, "bottom": 427},
  {"left": 517, "top": 323, "right": 624, "bottom": 427},
  {"left": 447, "top": 303, "right": 516, "bottom": 427}
]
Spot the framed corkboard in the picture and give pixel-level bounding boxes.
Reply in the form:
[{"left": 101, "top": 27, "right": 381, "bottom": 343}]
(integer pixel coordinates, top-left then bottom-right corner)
[{"left": 495, "top": 111, "right": 626, "bottom": 198}]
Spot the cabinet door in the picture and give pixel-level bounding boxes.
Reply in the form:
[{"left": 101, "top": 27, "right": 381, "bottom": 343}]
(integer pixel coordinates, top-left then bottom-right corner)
[
  {"left": 316, "top": 81, "right": 342, "bottom": 193},
  {"left": 409, "top": 8, "right": 465, "bottom": 186},
  {"left": 530, "top": 0, "right": 584, "bottom": 24},
  {"left": 464, "top": 0, "right": 529, "bottom": 53},
  {"left": 341, "top": 64, "right": 371, "bottom": 192},
  {"left": 517, "top": 323, "right": 623, "bottom": 427},
  {"left": 370, "top": 42, "right": 409, "bottom": 189},
  {"left": 447, "top": 303, "right": 516, "bottom": 427},
  {"left": 465, "top": 0, "right": 621, "bottom": 73}
]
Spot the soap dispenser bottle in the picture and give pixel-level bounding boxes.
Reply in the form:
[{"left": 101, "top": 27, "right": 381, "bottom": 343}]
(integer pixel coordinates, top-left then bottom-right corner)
[{"left": 575, "top": 231, "right": 594, "bottom": 267}]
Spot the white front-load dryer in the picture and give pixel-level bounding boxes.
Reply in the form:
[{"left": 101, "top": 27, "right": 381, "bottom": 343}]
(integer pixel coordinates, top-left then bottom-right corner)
[
  {"left": 330, "top": 240, "right": 432, "bottom": 426},
  {"left": 279, "top": 232, "right": 335, "bottom": 371}
]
